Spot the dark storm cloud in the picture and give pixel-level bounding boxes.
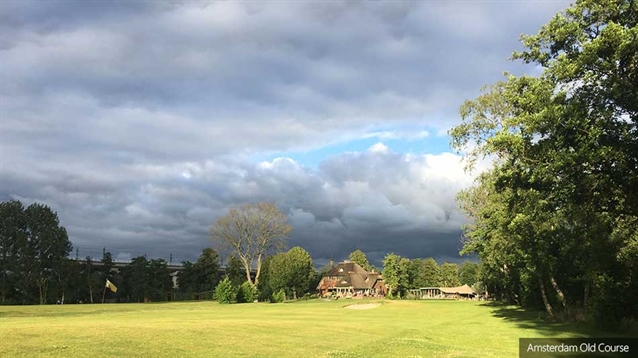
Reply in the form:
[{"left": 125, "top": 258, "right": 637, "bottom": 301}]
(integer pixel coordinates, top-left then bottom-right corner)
[
  {"left": 1, "top": 1, "right": 569, "bottom": 263},
  {"left": 2, "top": 143, "right": 486, "bottom": 264}
]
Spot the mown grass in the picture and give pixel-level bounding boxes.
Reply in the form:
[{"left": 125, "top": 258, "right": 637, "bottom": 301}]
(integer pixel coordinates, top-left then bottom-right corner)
[{"left": 0, "top": 299, "right": 627, "bottom": 357}]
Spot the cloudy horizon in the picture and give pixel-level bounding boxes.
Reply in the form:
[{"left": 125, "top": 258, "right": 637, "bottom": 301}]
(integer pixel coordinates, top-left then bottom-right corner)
[{"left": 0, "top": 0, "right": 570, "bottom": 267}]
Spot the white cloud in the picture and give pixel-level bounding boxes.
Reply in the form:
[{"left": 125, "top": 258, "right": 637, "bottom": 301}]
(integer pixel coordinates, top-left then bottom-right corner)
[{"left": 368, "top": 142, "right": 390, "bottom": 154}]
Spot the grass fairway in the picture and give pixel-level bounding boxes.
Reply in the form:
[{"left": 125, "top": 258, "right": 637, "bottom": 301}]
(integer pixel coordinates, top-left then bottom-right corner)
[{"left": 0, "top": 299, "right": 622, "bottom": 357}]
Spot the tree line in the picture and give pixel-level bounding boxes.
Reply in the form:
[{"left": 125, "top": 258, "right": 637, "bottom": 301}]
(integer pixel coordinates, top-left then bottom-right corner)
[
  {"left": 349, "top": 250, "right": 479, "bottom": 299},
  {"left": 1, "top": 200, "right": 480, "bottom": 305},
  {"left": 449, "top": 0, "right": 637, "bottom": 329}
]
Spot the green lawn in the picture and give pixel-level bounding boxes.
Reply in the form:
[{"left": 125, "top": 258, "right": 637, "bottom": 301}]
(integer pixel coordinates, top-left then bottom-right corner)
[{"left": 0, "top": 299, "right": 625, "bottom": 357}]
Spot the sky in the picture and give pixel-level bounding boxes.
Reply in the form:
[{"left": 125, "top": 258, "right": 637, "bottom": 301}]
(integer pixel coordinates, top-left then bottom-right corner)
[{"left": 0, "top": 0, "right": 570, "bottom": 267}]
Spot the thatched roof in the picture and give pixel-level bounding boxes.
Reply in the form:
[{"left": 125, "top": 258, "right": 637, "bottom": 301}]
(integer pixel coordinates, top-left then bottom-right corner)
[
  {"left": 439, "top": 284, "right": 475, "bottom": 295},
  {"left": 319, "top": 261, "right": 382, "bottom": 289}
]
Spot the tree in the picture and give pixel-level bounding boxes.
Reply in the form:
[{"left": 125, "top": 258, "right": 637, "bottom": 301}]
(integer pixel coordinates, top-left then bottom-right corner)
[
  {"left": 81, "top": 256, "right": 101, "bottom": 303},
  {"left": 54, "top": 259, "right": 81, "bottom": 304},
  {"left": 194, "top": 248, "right": 220, "bottom": 292},
  {"left": 148, "top": 259, "right": 172, "bottom": 301},
  {"left": 458, "top": 261, "right": 479, "bottom": 287},
  {"left": 439, "top": 263, "right": 461, "bottom": 287},
  {"left": 268, "top": 247, "right": 314, "bottom": 299},
  {"left": 177, "top": 261, "right": 198, "bottom": 294},
  {"left": 225, "top": 255, "right": 244, "bottom": 286},
  {"left": 256, "top": 256, "right": 273, "bottom": 301},
  {"left": 348, "top": 250, "right": 372, "bottom": 271},
  {"left": 210, "top": 203, "right": 292, "bottom": 286},
  {"left": 268, "top": 253, "right": 289, "bottom": 298},
  {"left": 382, "top": 253, "right": 409, "bottom": 299},
  {"left": 285, "top": 247, "right": 314, "bottom": 299},
  {"left": 22, "top": 203, "right": 72, "bottom": 304},
  {"left": 215, "top": 277, "right": 237, "bottom": 304},
  {"left": 99, "top": 251, "right": 117, "bottom": 301},
  {"left": 0, "top": 200, "right": 26, "bottom": 303},
  {"left": 407, "top": 258, "right": 422, "bottom": 288},
  {"left": 410, "top": 258, "right": 440, "bottom": 288},
  {"left": 237, "top": 281, "right": 257, "bottom": 303},
  {"left": 450, "top": 0, "right": 638, "bottom": 327},
  {"left": 121, "top": 256, "right": 150, "bottom": 302}
]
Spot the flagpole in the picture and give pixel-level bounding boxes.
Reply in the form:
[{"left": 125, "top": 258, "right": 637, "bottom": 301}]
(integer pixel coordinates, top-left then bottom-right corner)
[{"left": 102, "top": 280, "right": 107, "bottom": 304}]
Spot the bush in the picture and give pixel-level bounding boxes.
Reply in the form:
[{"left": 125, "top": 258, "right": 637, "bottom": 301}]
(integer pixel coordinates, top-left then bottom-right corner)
[
  {"left": 237, "top": 281, "right": 257, "bottom": 303},
  {"left": 300, "top": 293, "right": 315, "bottom": 300},
  {"left": 270, "top": 289, "right": 286, "bottom": 303},
  {"left": 215, "top": 277, "right": 237, "bottom": 304}
]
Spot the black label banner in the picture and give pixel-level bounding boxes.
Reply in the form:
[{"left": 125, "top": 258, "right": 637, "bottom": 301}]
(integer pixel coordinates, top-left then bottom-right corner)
[{"left": 520, "top": 338, "right": 638, "bottom": 358}]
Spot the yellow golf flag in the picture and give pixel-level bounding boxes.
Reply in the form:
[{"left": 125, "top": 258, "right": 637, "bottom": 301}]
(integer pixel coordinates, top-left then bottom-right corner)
[{"left": 105, "top": 279, "right": 118, "bottom": 293}]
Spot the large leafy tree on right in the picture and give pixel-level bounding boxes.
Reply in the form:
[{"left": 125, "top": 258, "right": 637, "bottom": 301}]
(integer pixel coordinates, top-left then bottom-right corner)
[{"left": 450, "top": 0, "right": 637, "bottom": 328}]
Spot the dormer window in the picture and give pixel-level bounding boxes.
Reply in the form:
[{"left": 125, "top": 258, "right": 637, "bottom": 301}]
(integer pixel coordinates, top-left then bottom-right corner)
[{"left": 339, "top": 268, "right": 343, "bottom": 272}]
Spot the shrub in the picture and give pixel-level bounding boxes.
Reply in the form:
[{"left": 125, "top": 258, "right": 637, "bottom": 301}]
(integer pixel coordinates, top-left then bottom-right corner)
[
  {"left": 215, "top": 277, "right": 237, "bottom": 304},
  {"left": 270, "top": 289, "right": 286, "bottom": 303},
  {"left": 237, "top": 281, "right": 258, "bottom": 303}
]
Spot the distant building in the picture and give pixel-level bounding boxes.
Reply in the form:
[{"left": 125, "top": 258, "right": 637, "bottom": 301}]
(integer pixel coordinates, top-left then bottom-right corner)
[
  {"left": 409, "top": 284, "right": 476, "bottom": 300},
  {"left": 316, "top": 261, "right": 386, "bottom": 298}
]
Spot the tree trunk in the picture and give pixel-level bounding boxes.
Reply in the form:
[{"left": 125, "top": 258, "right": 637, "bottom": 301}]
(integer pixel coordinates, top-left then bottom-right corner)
[
  {"left": 254, "top": 254, "right": 262, "bottom": 286},
  {"left": 238, "top": 255, "right": 254, "bottom": 286},
  {"left": 1, "top": 251, "right": 6, "bottom": 304},
  {"left": 37, "top": 277, "right": 49, "bottom": 305},
  {"left": 583, "top": 284, "right": 589, "bottom": 314},
  {"left": 550, "top": 276, "right": 567, "bottom": 308},
  {"left": 539, "top": 277, "right": 555, "bottom": 319}
]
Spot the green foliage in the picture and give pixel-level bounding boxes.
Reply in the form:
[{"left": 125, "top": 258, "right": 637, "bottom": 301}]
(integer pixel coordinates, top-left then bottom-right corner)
[
  {"left": 408, "top": 258, "right": 440, "bottom": 288},
  {"left": 0, "top": 200, "right": 72, "bottom": 304},
  {"left": 194, "top": 248, "right": 220, "bottom": 292},
  {"left": 270, "top": 288, "right": 286, "bottom": 303},
  {"left": 177, "top": 261, "right": 198, "bottom": 293},
  {"left": 450, "top": 0, "right": 638, "bottom": 328},
  {"left": 0, "top": 200, "right": 26, "bottom": 304},
  {"left": 458, "top": 261, "right": 480, "bottom": 286},
  {"left": 237, "top": 281, "right": 257, "bottom": 303},
  {"left": 120, "top": 256, "right": 151, "bottom": 302},
  {"left": 257, "top": 256, "right": 273, "bottom": 302},
  {"left": 382, "top": 253, "right": 410, "bottom": 299},
  {"left": 268, "top": 247, "right": 314, "bottom": 299},
  {"left": 348, "top": 250, "right": 372, "bottom": 271},
  {"left": 215, "top": 277, "right": 237, "bottom": 304},
  {"left": 226, "top": 256, "right": 244, "bottom": 286},
  {"left": 439, "top": 263, "right": 461, "bottom": 287},
  {"left": 148, "top": 259, "right": 172, "bottom": 301}
]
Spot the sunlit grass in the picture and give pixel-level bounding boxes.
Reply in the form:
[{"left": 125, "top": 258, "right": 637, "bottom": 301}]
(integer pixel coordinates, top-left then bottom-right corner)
[{"left": 0, "top": 299, "right": 621, "bottom": 357}]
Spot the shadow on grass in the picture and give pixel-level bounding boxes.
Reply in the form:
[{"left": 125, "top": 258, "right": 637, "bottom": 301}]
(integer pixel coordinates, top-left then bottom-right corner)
[
  {"left": 482, "top": 303, "right": 638, "bottom": 358},
  {"left": 481, "top": 302, "right": 632, "bottom": 338}
]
